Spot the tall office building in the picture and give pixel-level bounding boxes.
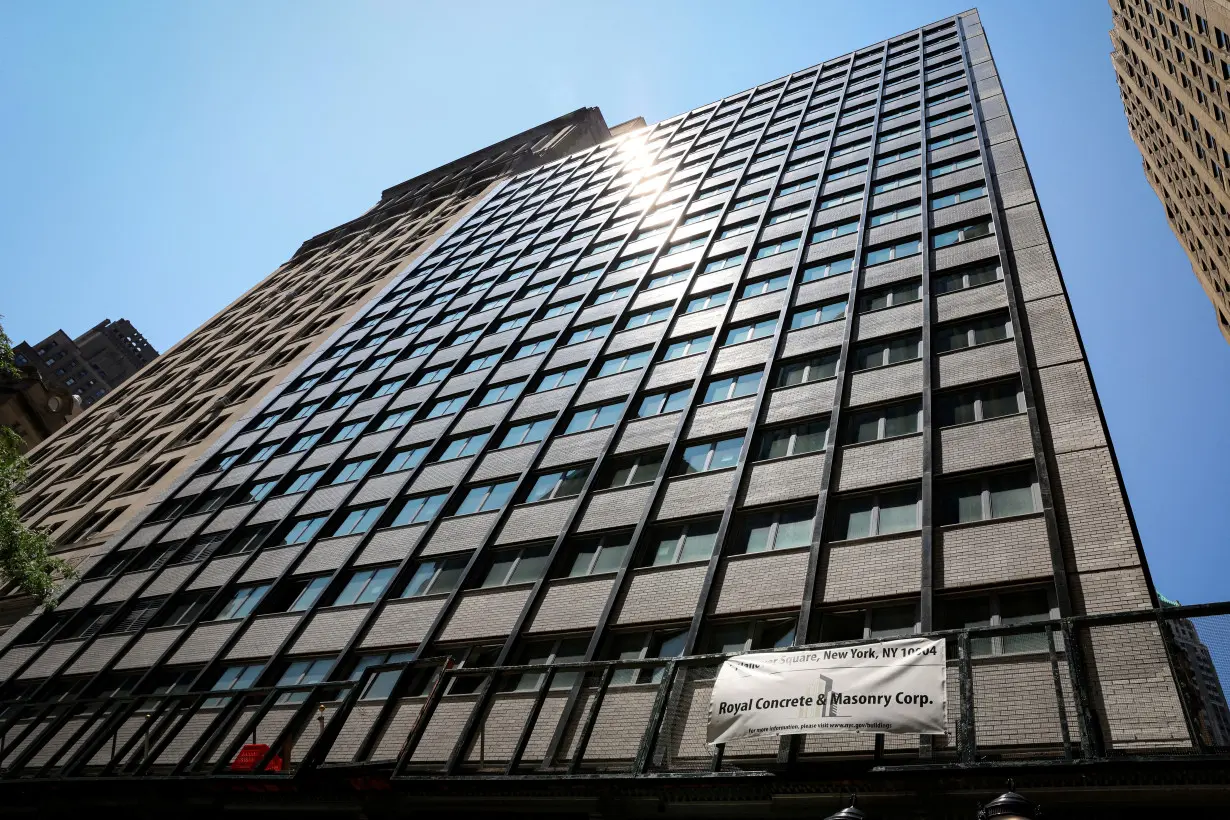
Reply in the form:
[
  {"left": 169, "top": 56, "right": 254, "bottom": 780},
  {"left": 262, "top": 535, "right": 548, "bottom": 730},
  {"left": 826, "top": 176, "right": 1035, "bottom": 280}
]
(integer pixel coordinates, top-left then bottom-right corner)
[
  {"left": 6, "top": 109, "right": 614, "bottom": 598},
  {"left": 13, "top": 319, "right": 158, "bottom": 409},
  {"left": 1110, "top": 0, "right": 1230, "bottom": 342},
  {"left": 0, "top": 10, "right": 1204, "bottom": 815}
]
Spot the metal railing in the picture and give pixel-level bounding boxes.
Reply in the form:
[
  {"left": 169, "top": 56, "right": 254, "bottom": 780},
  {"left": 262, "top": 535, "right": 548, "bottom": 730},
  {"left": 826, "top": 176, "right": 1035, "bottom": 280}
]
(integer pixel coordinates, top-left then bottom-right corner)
[{"left": 1, "top": 601, "right": 1228, "bottom": 782}]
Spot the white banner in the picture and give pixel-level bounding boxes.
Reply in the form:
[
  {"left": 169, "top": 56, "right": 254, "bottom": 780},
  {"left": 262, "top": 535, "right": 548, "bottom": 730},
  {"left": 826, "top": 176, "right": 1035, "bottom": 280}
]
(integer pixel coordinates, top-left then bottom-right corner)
[{"left": 707, "top": 637, "right": 947, "bottom": 745}]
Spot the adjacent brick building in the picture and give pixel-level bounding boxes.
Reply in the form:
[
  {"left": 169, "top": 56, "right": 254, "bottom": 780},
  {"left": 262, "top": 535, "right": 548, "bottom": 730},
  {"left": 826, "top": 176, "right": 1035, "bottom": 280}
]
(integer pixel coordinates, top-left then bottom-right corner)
[
  {"left": 1110, "top": 0, "right": 1230, "bottom": 342},
  {"left": 0, "top": 10, "right": 1204, "bottom": 816}
]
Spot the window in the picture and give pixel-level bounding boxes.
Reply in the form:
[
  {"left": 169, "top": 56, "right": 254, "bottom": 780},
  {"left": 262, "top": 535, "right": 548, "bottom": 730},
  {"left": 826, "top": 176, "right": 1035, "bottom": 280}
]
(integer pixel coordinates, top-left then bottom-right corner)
[
  {"left": 426, "top": 395, "right": 466, "bottom": 418},
  {"left": 935, "top": 262, "right": 1000, "bottom": 294},
  {"left": 873, "top": 171, "right": 920, "bottom": 194},
  {"left": 939, "top": 466, "right": 1037, "bottom": 527},
  {"left": 935, "top": 380, "right": 1022, "bottom": 426},
  {"left": 648, "top": 519, "right": 721, "bottom": 565},
  {"left": 932, "top": 219, "right": 993, "bottom": 248},
  {"left": 564, "top": 401, "right": 624, "bottom": 433},
  {"left": 282, "top": 515, "right": 328, "bottom": 545},
  {"left": 759, "top": 419, "right": 828, "bottom": 459},
  {"left": 287, "top": 577, "right": 330, "bottom": 612},
  {"left": 448, "top": 329, "right": 481, "bottom": 346},
  {"left": 514, "top": 337, "right": 553, "bottom": 358},
  {"left": 929, "top": 154, "right": 980, "bottom": 178},
  {"left": 216, "top": 584, "right": 271, "bottom": 620},
  {"left": 789, "top": 300, "right": 848, "bottom": 329},
  {"left": 507, "top": 638, "right": 589, "bottom": 691},
  {"left": 935, "top": 313, "right": 1011, "bottom": 352},
  {"left": 678, "top": 435, "right": 744, "bottom": 474},
  {"left": 275, "top": 658, "right": 334, "bottom": 704},
  {"left": 597, "top": 350, "right": 650, "bottom": 376},
  {"left": 802, "top": 255, "right": 854, "bottom": 282},
  {"left": 456, "top": 481, "right": 517, "bottom": 514},
  {"left": 479, "top": 380, "right": 524, "bottom": 406},
  {"left": 332, "top": 458, "right": 376, "bottom": 485},
  {"left": 930, "top": 184, "right": 986, "bottom": 209},
  {"left": 664, "top": 235, "right": 709, "bottom": 256},
  {"left": 248, "top": 441, "right": 282, "bottom": 461},
  {"left": 869, "top": 203, "right": 922, "bottom": 227},
  {"left": 250, "top": 412, "right": 279, "bottom": 431},
  {"left": 682, "top": 206, "right": 722, "bottom": 225},
  {"left": 860, "top": 281, "right": 920, "bottom": 311},
  {"left": 597, "top": 450, "right": 665, "bottom": 490},
  {"left": 498, "top": 418, "right": 553, "bottom": 448},
  {"left": 153, "top": 591, "right": 211, "bottom": 628},
  {"left": 685, "top": 289, "right": 729, "bottom": 313},
  {"left": 937, "top": 589, "right": 1053, "bottom": 656},
  {"left": 865, "top": 238, "right": 921, "bottom": 265},
  {"left": 383, "top": 445, "right": 429, "bottom": 473},
  {"left": 480, "top": 544, "right": 551, "bottom": 587},
  {"left": 928, "top": 127, "right": 975, "bottom": 150},
  {"left": 376, "top": 409, "right": 415, "bottom": 431},
  {"left": 777, "top": 351, "right": 838, "bottom": 386},
  {"left": 416, "top": 367, "right": 447, "bottom": 386},
  {"left": 663, "top": 334, "right": 711, "bottom": 360},
  {"left": 637, "top": 386, "right": 690, "bottom": 417},
  {"left": 705, "top": 618, "right": 797, "bottom": 653},
  {"left": 625, "top": 305, "right": 673, "bottom": 329},
  {"left": 613, "top": 250, "right": 655, "bottom": 270},
  {"left": 440, "top": 432, "right": 489, "bottom": 460},
  {"left": 566, "top": 321, "right": 612, "bottom": 345},
  {"left": 402, "top": 556, "right": 466, "bottom": 597},
  {"left": 333, "top": 567, "right": 397, "bottom": 606},
  {"left": 525, "top": 466, "right": 589, "bottom": 502},
  {"left": 703, "top": 370, "right": 762, "bottom": 403},
  {"left": 820, "top": 190, "right": 863, "bottom": 210},
  {"left": 543, "top": 298, "right": 580, "bottom": 317},
  {"left": 389, "top": 492, "right": 447, "bottom": 527},
  {"left": 607, "top": 629, "right": 687, "bottom": 684},
  {"left": 700, "top": 254, "right": 749, "bottom": 281},
  {"left": 329, "top": 505, "right": 383, "bottom": 537},
  {"left": 647, "top": 268, "right": 690, "bottom": 289},
  {"left": 372, "top": 378, "right": 406, "bottom": 398},
  {"left": 462, "top": 352, "right": 501, "bottom": 373},
  {"left": 811, "top": 220, "right": 858, "bottom": 243},
  {"left": 536, "top": 365, "right": 586, "bottom": 393},
  {"left": 754, "top": 235, "right": 802, "bottom": 259},
  {"left": 205, "top": 664, "right": 264, "bottom": 707},
  {"left": 830, "top": 487, "right": 920, "bottom": 540},
  {"left": 723, "top": 317, "right": 776, "bottom": 345},
  {"left": 846, "top": 400, "right": 921, "bottom": 443},
  {"left": 496, "top": 314, "right": 530, "bottom": 333},
  {"left": 826, "top": 161, "right": 868, "bottom": 182},
  {"left": 567, "top": 532, "right": 633, "bottom": 576},
  {"left": 819, "top": 603, "right": 917, "bottom": 642},
  {"left": 767, "top": 204, "right": 809, "bottom": 224},
  {"left": 327, "top": 365, "right": 358, "bottom": 383}
]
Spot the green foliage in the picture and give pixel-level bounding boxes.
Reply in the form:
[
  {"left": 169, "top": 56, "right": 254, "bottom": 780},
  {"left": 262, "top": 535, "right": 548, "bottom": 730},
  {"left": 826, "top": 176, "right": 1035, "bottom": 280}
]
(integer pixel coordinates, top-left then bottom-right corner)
[{"left": 0, "top": 320, "right": 75, "bottom": 605}]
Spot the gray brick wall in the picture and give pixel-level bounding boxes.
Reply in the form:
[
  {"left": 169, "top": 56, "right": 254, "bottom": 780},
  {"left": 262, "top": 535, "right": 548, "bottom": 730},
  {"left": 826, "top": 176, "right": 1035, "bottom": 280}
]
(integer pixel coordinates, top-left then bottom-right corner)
[
  {"left": 239, "top": 544, "right": 305, "bottom": 582},
  {"left": 712, "top": 338, "right": 774, "bottom": 376},
  {"left": 226, "top": 613, "right": 302, "bottom": 660},
  {"left": 741, "top": 452, "right": 827, "bottom": 506},
  {"left": 410, "top": 457, "right": 475, "bottom": 493},
  {"left": 114, "top": 628, "right": 183, "bottom": 670},
  {"left": 934, "top": 281, "right": 1008, "bottom": 324},
  {"left": 855, "top": 302, "right": 922, "bottom": 342},
  {"left": 168, "top": 621, "right": 240, "bottom": 664},
  {"left": 361, "top": 596, "right": 447, "bottom": 648},
  {"left": 614, "top": 564, "right": 707, "bottom": 625},
  {"left": 419, "top": 513, "right": 497, "bottom": 556},
  {"left": 541, "top": 428, "right": 612, "bottom": 469},
  {"left": 657, "top": 469, "right": 736, "bottom": 520},
  {"left": 187, "top": 554, "right": 247, "bottom": 591},
  {"left": 782, "top": 320, "right": 846, "bottom": 360},
  {"left": 65, "top": 634, "right": 129, "bottom": 675},
  {"left": 935, "top": 340, "right": 1019, "bottom": 389},
  {"left": 847, "top": 360, "right": 922, "bottom": 407},
  {"left": 291, "top": 605, "right": 370, "bottom": 654},
  {"left": 835, "top": 434, "right": 923, "bottom": 491},
  {"left": 1034, "top": 362, "right": 1107, "bottom": 454},
  {"left": 764, "top": 379, "right": 835, "bottom": 425},
  {"left": 496, "top": 498, "right": 576, "bottom": 544},
  {"left": 936, "top": 516, "right": 1051, "bottom": 589},
  {"left": 822, "top": 534, "right": 921, "bottom": 602},
  {"left": 577, "top": 484, "right": 653, "bottom": 532},
  {"left": 528, "top": 576, "right": 616, "bottom": 633},
  {"left": 614, "top": 413, "right": 679, "bottom": 454},
  {"left": 937, "top": 413, "right": 1032, "bottom": 474},
  {"left": 294, "top": 534, "right": 363, "bottom": 575},
  {"left": 439, "top": 587, "right": 534, "bottom": 641},
  {"left": 710, "top": 548, "right": 809, "bottom": 615},
  {"left": 686, "top": 396, "right": 756, "bottom": 439}
]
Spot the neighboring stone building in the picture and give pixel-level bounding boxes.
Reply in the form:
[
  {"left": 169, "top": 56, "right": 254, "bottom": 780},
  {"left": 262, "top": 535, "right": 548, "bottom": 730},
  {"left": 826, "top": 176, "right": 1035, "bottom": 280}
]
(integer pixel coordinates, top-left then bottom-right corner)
[
  {"left": 14, "top": 319, "right": 158, "bottom": 409},
  {"left": 1161, "top": 594, "right": 1230, "bottom": 745},
  {"left": 8, "top": 109, "right": 613, "bottom": 577},
  {"left": 1110, "top": 0, "right": 1230, "bottom": 342},
  {"left": 0, "top": 10, "right": 1208, "bottom": 816},
  {"left": 0, "top": 367, "right": 80, "bottom": 452}
]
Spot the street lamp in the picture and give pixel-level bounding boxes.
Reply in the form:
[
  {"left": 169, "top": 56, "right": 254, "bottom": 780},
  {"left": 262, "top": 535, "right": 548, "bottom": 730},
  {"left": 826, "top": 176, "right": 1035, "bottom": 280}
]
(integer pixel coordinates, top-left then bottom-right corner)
[
  {"left": 977, "top": 780, "right": 1040, "bottom": 819},
  {"left": 824, "top": 795, "right": 866, "bottom": 820}
]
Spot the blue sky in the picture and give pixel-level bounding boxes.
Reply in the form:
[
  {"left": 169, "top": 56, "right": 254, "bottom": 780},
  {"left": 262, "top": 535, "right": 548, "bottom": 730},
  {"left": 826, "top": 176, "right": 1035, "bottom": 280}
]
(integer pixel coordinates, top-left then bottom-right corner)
[{"left": 3, "top": 1, "right": 1227, "bottom": 605}]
